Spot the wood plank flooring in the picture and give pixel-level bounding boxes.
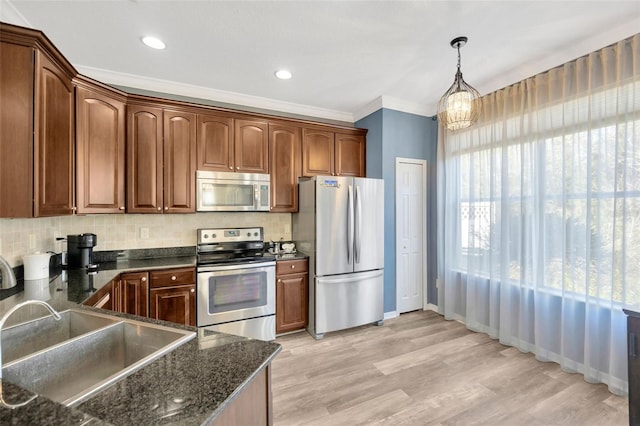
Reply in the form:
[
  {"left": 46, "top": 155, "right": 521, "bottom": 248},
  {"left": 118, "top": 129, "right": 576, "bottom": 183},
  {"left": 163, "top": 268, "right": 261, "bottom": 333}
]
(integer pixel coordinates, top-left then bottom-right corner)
[{"left": 271, "top": 310, "right": 629, "bottom": 425}]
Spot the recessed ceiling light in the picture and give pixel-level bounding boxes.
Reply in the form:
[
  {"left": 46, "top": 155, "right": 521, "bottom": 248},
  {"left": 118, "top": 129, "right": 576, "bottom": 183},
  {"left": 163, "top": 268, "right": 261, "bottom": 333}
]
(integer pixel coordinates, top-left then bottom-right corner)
[
  {"left": 275, "top": 69, "right": 292, "bottom": 80},
  {"left": 141, "top": 36, "right": 166, "bottom": 50}
]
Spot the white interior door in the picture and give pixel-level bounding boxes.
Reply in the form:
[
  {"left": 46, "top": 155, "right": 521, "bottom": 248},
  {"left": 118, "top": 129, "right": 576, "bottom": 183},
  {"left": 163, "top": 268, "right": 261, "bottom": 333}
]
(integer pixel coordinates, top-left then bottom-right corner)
[{"left": 396, "top": 158, "right": 426, "bottom": 313}]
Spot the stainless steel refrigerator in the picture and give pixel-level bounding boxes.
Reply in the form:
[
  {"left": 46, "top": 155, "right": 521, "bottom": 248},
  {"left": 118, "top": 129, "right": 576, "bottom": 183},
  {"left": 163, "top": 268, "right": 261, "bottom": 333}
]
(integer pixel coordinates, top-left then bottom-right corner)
[{"left": 293, "top": 176, "right": 384, "bottom": 339}]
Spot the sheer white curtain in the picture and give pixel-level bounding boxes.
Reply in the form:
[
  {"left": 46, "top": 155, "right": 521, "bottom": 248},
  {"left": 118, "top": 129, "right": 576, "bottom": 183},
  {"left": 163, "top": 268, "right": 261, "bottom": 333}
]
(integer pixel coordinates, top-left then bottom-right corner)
[{"left": 437, "top": 34, "right": 639, "bottom": 395}]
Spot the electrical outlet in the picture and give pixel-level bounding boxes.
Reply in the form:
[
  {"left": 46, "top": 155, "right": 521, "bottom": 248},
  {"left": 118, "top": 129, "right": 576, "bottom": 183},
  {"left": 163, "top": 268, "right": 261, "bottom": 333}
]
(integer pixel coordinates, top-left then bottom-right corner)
[
  {"left": 28, "top": 234, "right": 36, "bottom": 249},
  {"left": 140, "top": 227, "right": 149, "bottom": 240}
]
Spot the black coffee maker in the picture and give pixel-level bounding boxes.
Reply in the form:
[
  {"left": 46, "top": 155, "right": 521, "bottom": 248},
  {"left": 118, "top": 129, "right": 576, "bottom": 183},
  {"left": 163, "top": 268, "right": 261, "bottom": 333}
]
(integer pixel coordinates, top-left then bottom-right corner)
[{"left": 67, "top": 233, "right": 97, "bottom": 269}]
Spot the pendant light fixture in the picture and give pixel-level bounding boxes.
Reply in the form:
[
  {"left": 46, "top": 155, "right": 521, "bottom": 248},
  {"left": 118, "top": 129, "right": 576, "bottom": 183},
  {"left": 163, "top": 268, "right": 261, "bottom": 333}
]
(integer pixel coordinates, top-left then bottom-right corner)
[{"left": 437, "top": 36, "right": 481, "bottom": 131}]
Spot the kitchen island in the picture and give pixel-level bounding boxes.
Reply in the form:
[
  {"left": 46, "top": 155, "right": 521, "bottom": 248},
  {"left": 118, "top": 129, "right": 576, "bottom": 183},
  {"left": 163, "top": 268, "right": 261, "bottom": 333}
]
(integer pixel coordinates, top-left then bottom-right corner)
[{"left": 0, "top": 254, "right": 281, "bottom": 425}]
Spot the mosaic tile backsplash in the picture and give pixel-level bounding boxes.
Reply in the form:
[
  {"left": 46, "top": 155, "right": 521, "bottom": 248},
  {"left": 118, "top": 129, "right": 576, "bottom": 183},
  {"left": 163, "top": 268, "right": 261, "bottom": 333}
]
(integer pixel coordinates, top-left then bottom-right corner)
[{"left": 0, "top": 212, "right": 292, "bottom": 267}]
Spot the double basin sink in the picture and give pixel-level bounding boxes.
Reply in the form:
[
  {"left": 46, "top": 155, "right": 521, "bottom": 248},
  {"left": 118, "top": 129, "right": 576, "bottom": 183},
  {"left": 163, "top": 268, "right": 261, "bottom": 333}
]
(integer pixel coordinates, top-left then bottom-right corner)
[{"left": 2, "top": 309, "right": 195, "bottom": 407}]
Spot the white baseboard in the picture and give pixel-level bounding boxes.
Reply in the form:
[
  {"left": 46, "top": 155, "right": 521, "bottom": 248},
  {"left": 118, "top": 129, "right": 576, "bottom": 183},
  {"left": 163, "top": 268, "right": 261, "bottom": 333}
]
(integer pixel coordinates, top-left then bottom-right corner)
[
  {"left": 425, "top": 303, "right": 439, "bottom": 313},
  {"left": 383, "top": 311, "right": 399, "bottom": 320}
]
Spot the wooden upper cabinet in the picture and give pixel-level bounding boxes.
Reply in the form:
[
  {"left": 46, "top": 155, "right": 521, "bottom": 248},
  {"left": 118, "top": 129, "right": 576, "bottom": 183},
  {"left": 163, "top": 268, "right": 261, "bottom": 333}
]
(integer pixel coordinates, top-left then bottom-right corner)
[
  {"left": 269, "top": 124, "right": 301, "bottom": 212},
  {"left": 127, "top": 105, "right": 163, "bottom": 213},
  {"left": 197, "top": 113, "right": 234, "bottom": 172},
  {"left": 335, "top": 133, "right": 365, "bottom": 177},
  {"left": 163, "top": 109, "right": 196, "bottom": 213},
  {"left": 75, "top": 85, "right": 126, "bottom": 214},
  {"left": 302, "top": 129, "right": 335, "bottom": 177},
  {"left": 34, "top": 51, "right": 75, "bottom": 217},
  {"left": 235, "top": 119, "right": 269, "bottom": 173},
  {"left": 0, "top": 41, "right": 34, "bottom": 217}
]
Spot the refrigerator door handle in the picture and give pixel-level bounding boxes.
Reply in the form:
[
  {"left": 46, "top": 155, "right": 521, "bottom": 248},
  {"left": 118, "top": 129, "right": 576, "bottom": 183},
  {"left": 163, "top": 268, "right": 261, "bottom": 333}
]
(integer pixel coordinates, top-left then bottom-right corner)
[
  {"left": 355, "top": 185, "right": 362, "bottom": 264},
  {"left": 347, "top": 185, "right": 354, "bottom": 264}
]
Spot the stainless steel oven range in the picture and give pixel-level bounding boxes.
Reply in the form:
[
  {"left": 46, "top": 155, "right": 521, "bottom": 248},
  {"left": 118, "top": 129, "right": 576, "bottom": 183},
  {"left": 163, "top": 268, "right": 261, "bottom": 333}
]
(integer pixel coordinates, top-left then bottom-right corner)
[{"left": 196, "top": 227, "right": 275, "bottom": 341}]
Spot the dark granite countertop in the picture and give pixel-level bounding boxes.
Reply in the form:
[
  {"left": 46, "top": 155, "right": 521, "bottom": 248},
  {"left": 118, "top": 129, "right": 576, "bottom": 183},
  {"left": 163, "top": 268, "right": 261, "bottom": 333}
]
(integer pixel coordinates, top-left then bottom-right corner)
[{"left": 0, "top": 251, "right": 281, "bottom": 425}]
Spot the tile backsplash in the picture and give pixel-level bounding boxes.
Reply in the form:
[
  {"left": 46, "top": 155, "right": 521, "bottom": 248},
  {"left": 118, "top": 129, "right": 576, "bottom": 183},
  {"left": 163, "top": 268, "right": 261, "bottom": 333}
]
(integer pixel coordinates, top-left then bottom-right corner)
[{"left": 0, "top": 212, "right": 291, "bottom": 267}]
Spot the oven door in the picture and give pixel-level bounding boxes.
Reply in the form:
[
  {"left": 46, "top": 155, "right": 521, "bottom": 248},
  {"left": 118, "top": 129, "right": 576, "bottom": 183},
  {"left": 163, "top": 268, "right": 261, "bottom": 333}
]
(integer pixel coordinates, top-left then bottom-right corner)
[{"left": 196, "top": 261, "right": 275, "bottom": 327}]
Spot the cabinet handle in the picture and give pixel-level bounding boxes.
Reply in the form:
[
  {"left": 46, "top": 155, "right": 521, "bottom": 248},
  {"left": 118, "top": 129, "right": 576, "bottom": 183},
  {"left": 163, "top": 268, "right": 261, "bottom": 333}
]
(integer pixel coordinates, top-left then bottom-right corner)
[
  {"left": 291, "top": 265, "right": 295, "bottom": 269},
  {"left": 236, "top": 166, "right": 240, "bottom": 170},
  {"left": 157, "top": 207, "right": 162, "bottom": 211},
  {"left": 171, "top": 276, "right": 177, "bottom": 281},
  {"left": 631, "top": 332, "right": 637, "bottom": 359},
  {"left": 229, "top": 166, "right": 233, "bottom": 170},
  {"left": 164, "top": 206, "right": 169, "bottom": 211},
  {"left": 277, "top": 279, "right": 281, "bottom": 283},
  {"left": 119, "top": 206, "right": 125, "bottom": 210},
  {"left": 190, "top": 288, "right": 195, "bottom": 293},
  {"left": 141, "top": 277, "right": 147, "bottom": 282}
]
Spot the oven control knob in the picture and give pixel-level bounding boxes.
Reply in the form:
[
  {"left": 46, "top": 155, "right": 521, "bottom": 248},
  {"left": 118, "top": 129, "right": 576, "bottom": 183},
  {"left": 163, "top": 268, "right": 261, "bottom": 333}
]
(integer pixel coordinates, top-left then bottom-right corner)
[
  {"left": 254, "top": 232, "right": 258, "bottom": 237},
  {"left": 203, "top": 234, "right": 209, "bottom": 239},
  {"left": 247, "top": 232, "right": 251, "bottom": 237},
  {"left": 212, "top": 234, "right": 217, "bottom": 238}
]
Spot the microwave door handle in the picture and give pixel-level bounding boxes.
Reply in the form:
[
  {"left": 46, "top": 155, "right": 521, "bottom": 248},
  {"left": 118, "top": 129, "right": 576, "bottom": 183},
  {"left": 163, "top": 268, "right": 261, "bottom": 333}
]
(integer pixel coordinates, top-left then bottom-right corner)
[{"left": 254, "top": 185, "right": 259, "bottom": 209}]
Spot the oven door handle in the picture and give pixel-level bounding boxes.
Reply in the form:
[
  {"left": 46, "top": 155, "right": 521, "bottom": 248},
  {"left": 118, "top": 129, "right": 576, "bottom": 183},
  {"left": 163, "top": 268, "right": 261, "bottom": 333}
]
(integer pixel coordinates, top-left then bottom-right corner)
[{"left": 197, "top": 261, "right": 276, "bottom": 273}]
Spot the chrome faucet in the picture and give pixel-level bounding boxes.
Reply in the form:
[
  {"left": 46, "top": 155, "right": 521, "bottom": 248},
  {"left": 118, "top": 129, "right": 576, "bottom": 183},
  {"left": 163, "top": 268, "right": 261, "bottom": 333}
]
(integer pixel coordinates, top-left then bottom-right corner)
[
  {"left": 0, "top": 256, "right": 16, "bottom": 290},
  {"left": 0, "top": 300, "right": 61, "bottom": 409}
]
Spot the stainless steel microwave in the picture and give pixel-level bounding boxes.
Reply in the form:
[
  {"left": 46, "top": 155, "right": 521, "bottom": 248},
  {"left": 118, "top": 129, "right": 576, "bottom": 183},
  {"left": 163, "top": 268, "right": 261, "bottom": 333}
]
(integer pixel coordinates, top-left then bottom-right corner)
[{"left": 196, "top": 171, "right": 270, "bottom": 212}]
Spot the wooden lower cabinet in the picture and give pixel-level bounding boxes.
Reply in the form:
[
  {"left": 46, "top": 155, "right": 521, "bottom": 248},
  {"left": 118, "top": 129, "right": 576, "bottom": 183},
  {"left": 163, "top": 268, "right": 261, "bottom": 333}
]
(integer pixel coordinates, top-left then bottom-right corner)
[
  {"left": 149, "top": 267, "right": 196, "bottom": 326},
  {"left": 84, "top": 267, "right": 195, "bottom": 327},
  {"left": 119, "top": 272, "right": 149, "bottom": 317},
  {"left": 150, "top": 284, "right": 196, "bottom": 326},
  {"left": 275, "top": 259, "right": 309, "bottom": 334},
  {"left": 212, "top": 365, "right": 272, "bottom": 426}
]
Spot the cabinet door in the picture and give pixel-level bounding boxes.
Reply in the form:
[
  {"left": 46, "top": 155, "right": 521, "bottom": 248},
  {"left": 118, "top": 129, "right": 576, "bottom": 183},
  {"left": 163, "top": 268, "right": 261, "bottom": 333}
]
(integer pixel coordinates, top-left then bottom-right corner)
[
  {"left": 0, "top": 42, "right": 33, "bottom": 218},
  {"left": 150, "top": 284, "right": 196, "bottom": 326},
  {"left": 76, "top": 86, "right": 126, "bottom": 214},
  {"left": 276, "top": 273, "right": 308, "bottom": 334},
  {"left": 235, "top": 119, "right": 269, "bottom": 173},
  {"left": 119, "top": 272, "right": 149, "bottom": 317},
  {"left": 83, "top": 279, "right": 116, "bottom": 311},
  {"left": 197, "top": 113, "right": 234, "bottom": 172},
  {"left": 302, "top": 129, "right": 334, "bottom": 177},
  {"left": 127, "top": 105, "right": 163, "bottom": 213},
  {"left": 34, "top": 51, "right": 75, "bottom": 217},
  {"left": 163, "top": 110, "right": 196, "bottom": 213},
  {"left": 335, "top": 133, "right": 365, "bottom": 177},
  {"left": 269, "top": 124, "right": 301, "bottom": 213}
]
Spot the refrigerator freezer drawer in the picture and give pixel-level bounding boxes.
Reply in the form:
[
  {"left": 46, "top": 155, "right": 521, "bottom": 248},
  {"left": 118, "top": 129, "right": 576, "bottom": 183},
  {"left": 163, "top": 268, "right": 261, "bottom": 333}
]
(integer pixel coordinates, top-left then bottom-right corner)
[{"left": 315, "top": 269, "right": 384, "bottom": 336}]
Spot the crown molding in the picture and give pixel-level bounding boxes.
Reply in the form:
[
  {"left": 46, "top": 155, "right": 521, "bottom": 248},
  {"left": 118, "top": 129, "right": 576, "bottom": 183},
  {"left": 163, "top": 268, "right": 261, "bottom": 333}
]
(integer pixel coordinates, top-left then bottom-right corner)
[
  {"left": 354, "top": 95, "right": 434, "bottom": 122},
  {"left": 75, "top": 65, "right": 355, "bottom": 123},
  {"left": 1, "top": 0, "right": 32, "bottom": 27}
]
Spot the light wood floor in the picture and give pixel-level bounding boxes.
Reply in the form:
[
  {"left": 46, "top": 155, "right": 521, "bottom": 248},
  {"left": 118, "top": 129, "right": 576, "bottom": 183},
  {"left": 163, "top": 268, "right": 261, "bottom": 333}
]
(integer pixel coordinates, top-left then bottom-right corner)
[{"left": 271, "top": 310, "right": 629, "bottom": 426}]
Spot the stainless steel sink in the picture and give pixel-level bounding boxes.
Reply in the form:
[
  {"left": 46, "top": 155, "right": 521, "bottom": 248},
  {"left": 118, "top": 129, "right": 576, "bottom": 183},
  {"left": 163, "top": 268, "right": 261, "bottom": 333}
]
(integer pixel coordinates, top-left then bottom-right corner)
[
  {"left": 1, "top": 310, "right": 118, "bottom": 364},
  {"left": 2, "top": 309, "right": 195, "bottom": 406}
]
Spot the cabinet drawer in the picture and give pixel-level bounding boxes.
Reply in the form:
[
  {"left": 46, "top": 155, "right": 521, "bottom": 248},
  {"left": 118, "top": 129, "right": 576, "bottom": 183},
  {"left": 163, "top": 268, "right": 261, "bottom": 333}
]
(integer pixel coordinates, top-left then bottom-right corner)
[
  {"left": 276, "top": 259, "right": 308, "bottom": 276},
  {"left": 150, "top": 267, "right": 195, "bottom": 288}
]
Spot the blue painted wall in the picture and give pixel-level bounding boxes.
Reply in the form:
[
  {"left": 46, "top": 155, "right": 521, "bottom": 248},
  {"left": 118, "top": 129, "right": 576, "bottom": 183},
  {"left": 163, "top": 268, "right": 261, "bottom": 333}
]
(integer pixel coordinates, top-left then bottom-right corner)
[{"left": 356, "top": 108, "right": 438, "bottom": 313}]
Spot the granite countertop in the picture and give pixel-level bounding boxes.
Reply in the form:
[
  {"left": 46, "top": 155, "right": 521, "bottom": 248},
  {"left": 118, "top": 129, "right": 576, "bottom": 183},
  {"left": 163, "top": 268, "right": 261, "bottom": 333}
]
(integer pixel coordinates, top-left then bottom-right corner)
[{"left": 0, "top": 252, "right": 282, "bottom": 425}]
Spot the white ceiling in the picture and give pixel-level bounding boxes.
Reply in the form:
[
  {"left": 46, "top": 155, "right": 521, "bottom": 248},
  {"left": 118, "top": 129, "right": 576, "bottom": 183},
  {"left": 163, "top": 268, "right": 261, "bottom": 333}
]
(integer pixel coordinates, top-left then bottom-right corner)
[{"left": 2, "top": 0, "right": 639, "bottom": 122}]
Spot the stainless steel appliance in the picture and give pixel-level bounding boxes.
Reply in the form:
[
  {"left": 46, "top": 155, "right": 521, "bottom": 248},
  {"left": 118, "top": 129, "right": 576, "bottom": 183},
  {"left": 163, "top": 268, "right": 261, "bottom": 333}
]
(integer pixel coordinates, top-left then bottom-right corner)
[
  {"left": 66, "top": 233, "right": 97, "bottom": 269},
  {"left": 196, "top": 171, "right": 270, "bottom": 212},
  {"left": 293, "top": 176, "right": 384, "bottom": 339},
  {"left": 196, "top": 227, "right": 276, "bottom": 341}
]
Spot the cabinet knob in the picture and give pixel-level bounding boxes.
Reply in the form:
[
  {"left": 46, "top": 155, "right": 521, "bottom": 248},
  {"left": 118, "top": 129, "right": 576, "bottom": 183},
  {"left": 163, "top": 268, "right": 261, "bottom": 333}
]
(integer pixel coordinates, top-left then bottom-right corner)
[
  {"left": 171, "top": 276, "right": 176, "bottom": 281},
  {"left": 190, "top": 288, "right": 195, "bottom": 293},
  {"left": 277, "top": 279, "right": 281, "bottom": 283},
  {"left": 157, "top": 207, "right": 162, "bottom": 211},
  {"left": 142, "top": 277, "right": 147, "bottom": 282},
  {"left": 119, "top": 206, "right": 125, "bottom": 210},
  {"left": 236, "top": 166, "right": 240, "bottom": 170},
  {"left": 72, "top": 207, "right": 77, "bottom": 212},
  {"left": 229, "top": 166, "right": 233, "bottom": 170},
  {"left": 164, "top": 206, "right": 169, "bottom": 211},
  {"left": 291, "top": 265, "right": 295, "bottom": 269}
]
